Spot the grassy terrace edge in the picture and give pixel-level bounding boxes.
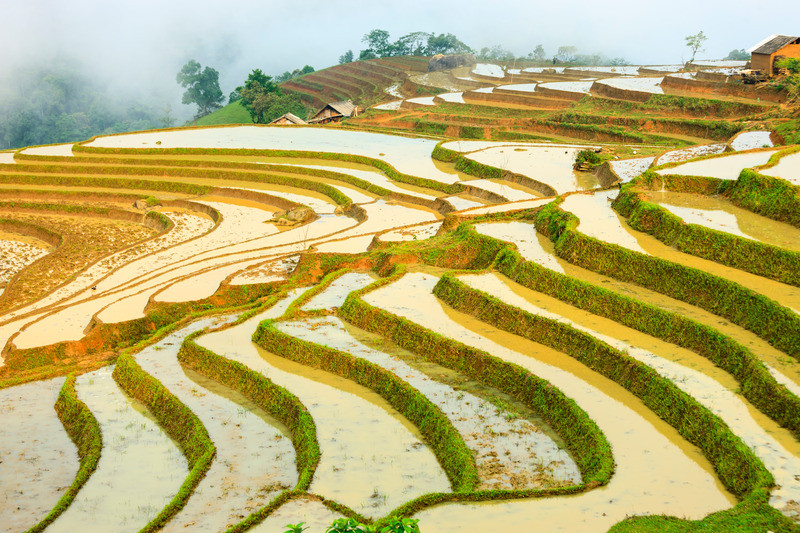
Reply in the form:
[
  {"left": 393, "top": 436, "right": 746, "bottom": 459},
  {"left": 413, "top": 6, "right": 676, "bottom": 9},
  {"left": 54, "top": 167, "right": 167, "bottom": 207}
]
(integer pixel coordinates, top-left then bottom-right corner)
[
  {"left": 252, "top": 317, "right": 481, "bottom": 493},
  {"left": 11, "top": 154, "right": 454, "bottom": 214},
  {"left": 71, "top": 134, "right": 464, "bottom": 196},
  {"left": 178, "top": 326, "right": 321, "bottom": 532},
  {"left": 112, "top": 353, "right": 215, "bottom": 533},
  {"left": 433, "top": 272, "right": 797, "bottom": 531},
  {"left": 335, "top": 265, "right": 613, "bottom": 524},
  {"left": 612, "top": 186, "right": 800, "bottom": 287},
  {"left": 532, "top": 200, "right": 800, "bottom": 362},
  {"left": 24, "top": 375, "right": 102, "bottom": 533},
  {"left": 637, "top": 168, "right": 800, "bottom": 230}
]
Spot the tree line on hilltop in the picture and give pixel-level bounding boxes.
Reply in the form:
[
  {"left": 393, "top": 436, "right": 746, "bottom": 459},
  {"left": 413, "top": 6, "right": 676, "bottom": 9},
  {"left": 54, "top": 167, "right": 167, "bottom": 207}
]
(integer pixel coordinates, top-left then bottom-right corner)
[{"left": 338, "top": 29, "right": 630, "bottom": 66}]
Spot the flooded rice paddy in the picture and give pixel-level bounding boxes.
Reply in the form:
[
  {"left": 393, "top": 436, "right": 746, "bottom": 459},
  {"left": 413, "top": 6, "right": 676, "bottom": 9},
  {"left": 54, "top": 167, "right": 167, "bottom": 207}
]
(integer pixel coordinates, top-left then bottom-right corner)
[
  {"left": 278, "top": 316, "right": 582, "bottom": 490},
  {"left": 47, "top": 367, "right": 188, "bottom": 533},
  {"left": 2, "top": 123, "right": 799, "bottom": 531},
  {"left": 134, "top": 319, "right": 297, "bottom": 532},
  {"left": 365, "top": 272, "right": 734, "bottom": 531},
  {"left": 654, "top": 143, "right": 727, "bottom": 165},
  {"left": 655, "top": 149, "right": 778, "bottom": 180},
  {"left": 762, "top": 151, "right": 800, "bottom": 185},
  {"left": 462, "top": 145, "right": 599, "bottom": 195},
  {"left": 561, "top": 190, "right": 647, "bottom": 252},
  {"left": 197, "top": 301, "right": 451, "bottom": 518},
  {"left": 608, "top": 156, "right": 654, "bottom": 182},
  {"left": 0, "top": 378, "right": 77, "bottom": 533}
]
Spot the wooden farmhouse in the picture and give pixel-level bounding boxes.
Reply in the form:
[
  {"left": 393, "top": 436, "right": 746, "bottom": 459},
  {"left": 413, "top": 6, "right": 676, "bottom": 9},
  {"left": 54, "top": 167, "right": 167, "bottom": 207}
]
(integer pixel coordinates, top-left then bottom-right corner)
[
  {"left": 269, "top": 112, "right": 307, "bottom": 125},
  {"left": 749, "top": 35, "right": 800, "bottom": 74},
  {"left": 308, "top": 100, "right": 361, "bottom": 124}
]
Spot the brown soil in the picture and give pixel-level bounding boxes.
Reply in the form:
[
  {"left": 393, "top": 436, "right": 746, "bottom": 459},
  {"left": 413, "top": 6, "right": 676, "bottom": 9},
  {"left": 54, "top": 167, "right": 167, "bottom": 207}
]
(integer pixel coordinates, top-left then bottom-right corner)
[{"left": 0, "top": 214, "right": 156, "bottom": 313}]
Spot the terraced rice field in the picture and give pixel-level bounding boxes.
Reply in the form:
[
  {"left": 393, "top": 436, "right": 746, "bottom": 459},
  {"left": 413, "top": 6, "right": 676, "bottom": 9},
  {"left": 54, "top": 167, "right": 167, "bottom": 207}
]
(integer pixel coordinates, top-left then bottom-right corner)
[{"left": 1, "top": 61, "right": 800, "bottom": 533}]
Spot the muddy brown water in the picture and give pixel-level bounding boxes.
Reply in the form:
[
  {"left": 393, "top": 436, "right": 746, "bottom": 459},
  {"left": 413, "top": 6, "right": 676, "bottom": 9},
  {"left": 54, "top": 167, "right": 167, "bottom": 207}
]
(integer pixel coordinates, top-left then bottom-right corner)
[
  {"left": 46, "top": 367, "right": 188, "bottom": 533},
  {"left": 531, "top": 233, "right": 800, "bottom": 388},
  {"left": 195, "top": 292, "right": 451, "bottom": 519},
  {"left": 363, "top": 272, "right": 734, "bottom": 531},
  {"left": 279, "top": 315, "right": 581, "bottom": 491},
  {"left": 459, "top": 272, "right": 800, "bottom": 515},
  {"left": 134, "top": 318, "right": 298, "bottom": 532},
  {"left": 0, "top": 377, "right": 78, "bottom": 533},
  {"left": 643, "top": 190, "right": 800, "bottom": 251}
]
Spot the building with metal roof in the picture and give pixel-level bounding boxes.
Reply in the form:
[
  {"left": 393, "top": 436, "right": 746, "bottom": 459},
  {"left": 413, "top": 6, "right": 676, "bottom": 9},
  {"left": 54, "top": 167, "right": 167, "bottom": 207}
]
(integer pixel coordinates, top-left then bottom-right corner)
[
  {"left": 308, "top": 100, "right": 361, "bottom": 124},
  {"left": 269, "top": 112, "right": 307, "bottom": 125},
  {"left": 748, "top": 35, "right": 800, "bottom": 73}
]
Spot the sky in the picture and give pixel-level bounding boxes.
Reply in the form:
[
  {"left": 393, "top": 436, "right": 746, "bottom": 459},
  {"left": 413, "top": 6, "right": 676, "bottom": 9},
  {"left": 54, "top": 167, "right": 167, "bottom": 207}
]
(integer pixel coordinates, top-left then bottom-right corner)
[{"left": 1, "top": 0, "right": 799, "bottom": 119}]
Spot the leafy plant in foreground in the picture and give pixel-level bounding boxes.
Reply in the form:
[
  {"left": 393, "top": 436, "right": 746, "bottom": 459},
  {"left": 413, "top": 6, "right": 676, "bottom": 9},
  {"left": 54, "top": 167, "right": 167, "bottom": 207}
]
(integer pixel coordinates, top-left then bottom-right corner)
[
  {"left": 325, "top": 517, "right": 421, "bottom": 533},
  {"left": 284, "top": 522, "right": 308, "bottom": 533}
]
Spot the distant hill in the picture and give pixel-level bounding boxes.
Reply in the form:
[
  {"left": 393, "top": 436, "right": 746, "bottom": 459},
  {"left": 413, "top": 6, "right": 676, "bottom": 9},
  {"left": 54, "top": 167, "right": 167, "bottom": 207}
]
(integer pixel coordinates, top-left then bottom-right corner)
[{"left": 195, "top": 101, "right": 253, "bottom": 126}]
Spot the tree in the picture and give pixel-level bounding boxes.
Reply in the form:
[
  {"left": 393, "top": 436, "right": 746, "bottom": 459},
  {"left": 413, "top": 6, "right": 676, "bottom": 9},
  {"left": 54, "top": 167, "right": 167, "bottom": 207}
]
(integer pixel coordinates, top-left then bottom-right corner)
[
  {"left": 555, "top": 46, "right": 578, "bottom": 63},
  {"left": 339, "top": 50, "right": 354, "bottom": 64},
  {"left": 528, "top": 45, "right": 546, "bottom": 62},
  {"left": 725, "top": 48, "right": 749, "bottom": 60},
  {"left": 158, "top": 104, "right": 175, "bottom": 128},
  {"left": 395, "top": 31, "right": 432, "bottom": 56},
  {"left": 685, "top": 31, "right": 708, "bottom": 63},
  {"left": 358, "top": 49, "right": 377, "bottom": 60},
  {"left": 176, "top": 60, "right": 224, "bottom": 118},
  {"left": 426, "top": 33, "right": 471, "bottom": 55},
  {"left": 362, "top": 29, "right": 392, "bottom": 57},
  {"left": 478, "top": 45, "right": 515, "bottom": 61}
]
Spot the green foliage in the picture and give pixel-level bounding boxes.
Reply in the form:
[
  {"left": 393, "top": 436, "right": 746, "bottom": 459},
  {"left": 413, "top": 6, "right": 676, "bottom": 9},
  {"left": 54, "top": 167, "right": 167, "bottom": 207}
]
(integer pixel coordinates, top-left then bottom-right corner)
[
  {"left": 425, "top": 33, "right": 472, "bottom": 55},
  {"left": 195, "top": 100, "right": 254, "bottom": 126},
  {"left": 274, "top": 65, "right": 315, "bottom": 84},
  {"left": 685, "top": 31, "right": 708, "bottom": 63},
  {"left": 555, "top": 45, "right": 578, "bottom": 63},
  {"left": 326, "top": 518, "right": 368, "bottom": 533},
  {"left": 358, "top": 29, "right": 471, "bottom": 58},
  {"left": 776, "top": 57, "right": 800, "bottom": 75},
  {"left": 719, "top": 168, "right": 800, "bottom": 228},
  {"left": 477, "top": 45, "right": 515, "bottom": 61},
  {"left": 176, "top": 60, "right": 224, "bottom": 118},
  {"left": 321, "top": 517, "right": 420, "bottom": 533},
  {"left": 239, "top": 83, "right": 309, "bottom": 124},
  {"left": 775, "top": 58, "right": 800, "bottom": 101},
  {"left": 377, "top": 517, "right": 421, "bottom": 533},
  {"left": 528, "top": 44, "right": 546, "bottom": 61},
  {"left": 339, "top": 50, "right": 354, "bottom": 64},
  {"left": 725, "top": 48, "right": 750, "bottom": 60},
  {"left": 284, "top": 523, "right": 308, "bottom": 533},
  {"left": 774, "top": 117, "right": 800, "bottom": 144},
  {"left": 574, "top": 149, "right": 603, "bottom": 168}
]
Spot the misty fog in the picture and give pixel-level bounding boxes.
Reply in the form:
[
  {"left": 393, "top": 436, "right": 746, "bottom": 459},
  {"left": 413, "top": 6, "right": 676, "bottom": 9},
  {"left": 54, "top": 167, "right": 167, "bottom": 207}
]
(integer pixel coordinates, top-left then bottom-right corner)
[{"left": 0, "top": 0, "right": 797, "bottom": 140}]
